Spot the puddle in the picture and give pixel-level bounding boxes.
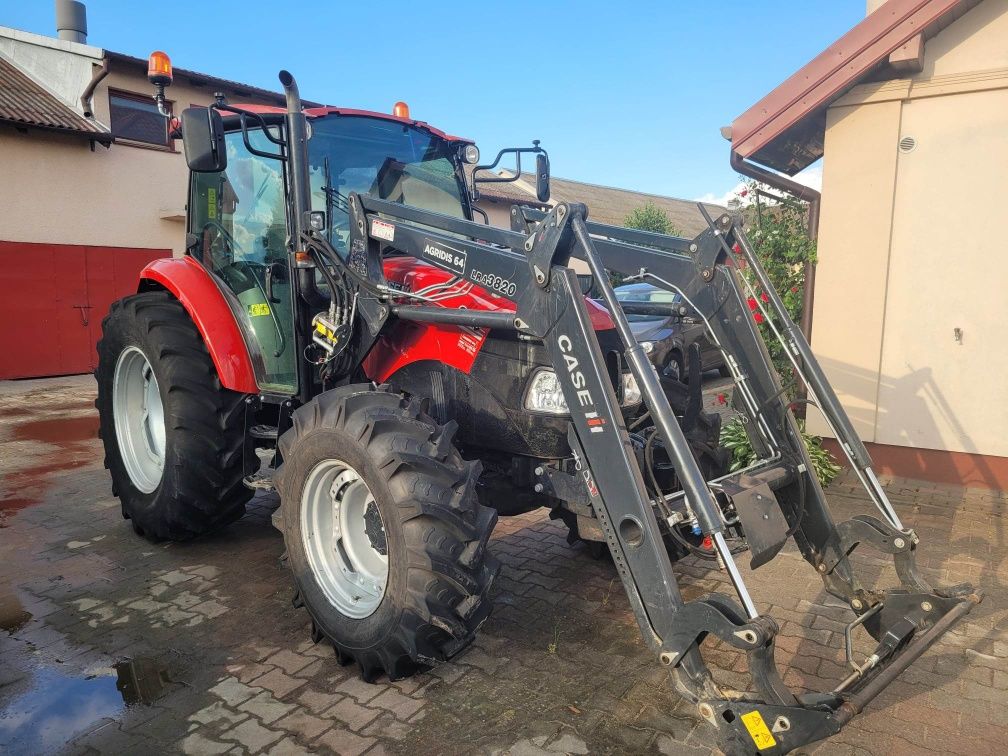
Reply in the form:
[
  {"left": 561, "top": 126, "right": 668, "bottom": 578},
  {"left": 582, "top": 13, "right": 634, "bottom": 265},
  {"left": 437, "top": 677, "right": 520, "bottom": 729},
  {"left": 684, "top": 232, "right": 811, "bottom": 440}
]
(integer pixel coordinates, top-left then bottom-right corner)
[
  {"left": 0, "top": 594, "right": 32, "bottom": 634},
  {"left": 0, "top": 459, "right": 93, "bottom": 521},
  {"left": 12, "top": 414, "right": 100, "bottom": 444},
  {"left": 0, "top": 658, "right": 171, "bottom": 752},
  {"left": 0, "top": 409, "right": 100, "bottom": 523}
]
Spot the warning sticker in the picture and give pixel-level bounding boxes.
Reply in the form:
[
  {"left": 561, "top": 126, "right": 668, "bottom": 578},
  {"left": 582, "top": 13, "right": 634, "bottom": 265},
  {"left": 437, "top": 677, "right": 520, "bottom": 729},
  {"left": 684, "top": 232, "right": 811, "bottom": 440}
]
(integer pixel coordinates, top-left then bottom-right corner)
[
  {"left": 740, "top": 710, "right": 776, "bottom": 751},
  {"left": 248, "top": 303, "right": 271, "bottom": 317},
  {"left": 371, "top": 219, "right": 395, "bottom": 242}
]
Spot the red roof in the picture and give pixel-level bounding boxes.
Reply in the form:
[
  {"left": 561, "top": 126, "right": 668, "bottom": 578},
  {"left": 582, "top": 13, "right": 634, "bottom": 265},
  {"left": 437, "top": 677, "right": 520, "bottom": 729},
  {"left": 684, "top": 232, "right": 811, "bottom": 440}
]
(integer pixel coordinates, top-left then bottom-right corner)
[
  {"left": 730, "top": 0, "right": 978, "bottom": 174},
  {"left": 220, "top": 103, "right": 472, "bottom": 144},
  {"left": 0, "top": 57, "right": 112, "bottom": 143}
]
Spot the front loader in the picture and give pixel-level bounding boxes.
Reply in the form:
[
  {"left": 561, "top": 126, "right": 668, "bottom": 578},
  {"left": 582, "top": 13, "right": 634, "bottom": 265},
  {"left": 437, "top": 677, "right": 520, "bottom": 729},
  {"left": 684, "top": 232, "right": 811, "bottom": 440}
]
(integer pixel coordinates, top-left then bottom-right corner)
[{"left": 94, "top": 56, "right": 980, "bottom": 755}]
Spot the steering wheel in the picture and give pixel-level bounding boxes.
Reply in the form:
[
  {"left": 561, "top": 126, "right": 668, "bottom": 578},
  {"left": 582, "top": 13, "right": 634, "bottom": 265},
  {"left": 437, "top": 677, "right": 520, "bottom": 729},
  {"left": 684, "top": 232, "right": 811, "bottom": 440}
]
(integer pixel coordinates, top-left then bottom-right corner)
[{"left": 201, "top": 220, "right": 240, "bottom": 269}]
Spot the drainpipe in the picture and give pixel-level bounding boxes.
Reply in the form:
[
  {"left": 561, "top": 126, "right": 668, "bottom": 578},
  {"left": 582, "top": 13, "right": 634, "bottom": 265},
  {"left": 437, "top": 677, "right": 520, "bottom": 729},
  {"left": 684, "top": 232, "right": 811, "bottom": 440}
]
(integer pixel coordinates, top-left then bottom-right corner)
[
  {"left": 80, "top": 57, "right": 109, "bottom": 118},
  {"left": 729, "top": 150, "right": 819, "bottom": 343}
]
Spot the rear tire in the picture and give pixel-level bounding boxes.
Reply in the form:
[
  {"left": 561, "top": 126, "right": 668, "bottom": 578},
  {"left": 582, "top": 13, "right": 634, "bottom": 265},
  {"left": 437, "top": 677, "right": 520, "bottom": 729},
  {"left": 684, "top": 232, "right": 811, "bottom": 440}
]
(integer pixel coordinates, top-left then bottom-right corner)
[
  {"left": 276, "top": 385, "right": 499, "bottom": 682},
  {"left": 95, "top": 291, "right": 251, "bottom": 541}
]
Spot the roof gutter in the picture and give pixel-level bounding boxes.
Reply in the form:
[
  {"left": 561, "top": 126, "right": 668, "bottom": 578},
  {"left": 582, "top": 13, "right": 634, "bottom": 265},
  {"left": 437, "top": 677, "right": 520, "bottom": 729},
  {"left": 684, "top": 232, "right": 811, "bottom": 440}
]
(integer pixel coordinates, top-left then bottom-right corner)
[
  {"left": 80, "top": 56, "right": 109, "bottom": 118},
  {"left": 730, "top": 150, "right": 819, "bottom": 344}
]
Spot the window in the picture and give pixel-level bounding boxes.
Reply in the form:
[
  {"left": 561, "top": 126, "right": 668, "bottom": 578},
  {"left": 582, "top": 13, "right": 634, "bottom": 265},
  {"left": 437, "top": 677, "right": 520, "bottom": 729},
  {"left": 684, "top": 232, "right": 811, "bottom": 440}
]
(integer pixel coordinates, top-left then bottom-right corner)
[
  {"left": 306, "top": 116, "right": 468, "bottom": 256},
  {"left": 108, "top": 91, "right": 169, "bottom": 146}
]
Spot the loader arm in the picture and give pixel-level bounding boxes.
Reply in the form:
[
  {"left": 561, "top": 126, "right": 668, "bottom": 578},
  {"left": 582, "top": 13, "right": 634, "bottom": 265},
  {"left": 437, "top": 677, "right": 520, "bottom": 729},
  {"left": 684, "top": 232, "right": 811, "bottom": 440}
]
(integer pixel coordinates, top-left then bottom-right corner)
[{"left": 327, "top": 194, "right": 980, "bottom": 755}]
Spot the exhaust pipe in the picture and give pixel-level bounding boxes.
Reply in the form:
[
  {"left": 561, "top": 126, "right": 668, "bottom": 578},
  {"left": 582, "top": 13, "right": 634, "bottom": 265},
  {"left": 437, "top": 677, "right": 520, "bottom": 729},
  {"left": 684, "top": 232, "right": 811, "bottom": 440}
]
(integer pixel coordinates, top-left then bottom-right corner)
[{"left": 279, "top": 70, "right": 312, "bottom": 241}]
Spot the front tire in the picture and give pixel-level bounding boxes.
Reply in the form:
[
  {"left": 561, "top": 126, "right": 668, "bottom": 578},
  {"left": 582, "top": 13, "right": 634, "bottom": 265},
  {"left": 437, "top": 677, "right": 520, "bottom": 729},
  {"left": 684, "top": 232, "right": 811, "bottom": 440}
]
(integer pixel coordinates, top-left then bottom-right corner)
[
  {"left": 276, "top": 385, "right": 499, "bottom": 682},
  {"left": 95, "top": 291, "right": 251, "bottom": 541}
]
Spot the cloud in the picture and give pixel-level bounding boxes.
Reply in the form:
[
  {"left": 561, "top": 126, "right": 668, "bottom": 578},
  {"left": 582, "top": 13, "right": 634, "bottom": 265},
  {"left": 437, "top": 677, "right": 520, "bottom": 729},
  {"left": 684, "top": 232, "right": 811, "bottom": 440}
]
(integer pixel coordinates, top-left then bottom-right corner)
[
  {"left": 694, "top": 181, "right": 747, "bottom": 207},
  {"left": 695, "top": 162, "right": 823, "bottom": 206}
]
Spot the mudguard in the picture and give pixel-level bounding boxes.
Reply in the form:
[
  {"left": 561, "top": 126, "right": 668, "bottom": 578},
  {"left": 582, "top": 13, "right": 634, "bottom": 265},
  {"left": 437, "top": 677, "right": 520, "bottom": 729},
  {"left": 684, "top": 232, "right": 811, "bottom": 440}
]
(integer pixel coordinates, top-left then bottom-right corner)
[{"left": 139, "top": 257, "right": 259, "bottom": 394}]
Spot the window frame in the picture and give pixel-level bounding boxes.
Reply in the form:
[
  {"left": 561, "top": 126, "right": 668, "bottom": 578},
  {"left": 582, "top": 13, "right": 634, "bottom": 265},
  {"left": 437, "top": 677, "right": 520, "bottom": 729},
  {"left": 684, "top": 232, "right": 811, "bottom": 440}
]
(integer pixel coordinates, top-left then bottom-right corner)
[{"left": 107, "top": 88, "right": 175, "bottom": 150}]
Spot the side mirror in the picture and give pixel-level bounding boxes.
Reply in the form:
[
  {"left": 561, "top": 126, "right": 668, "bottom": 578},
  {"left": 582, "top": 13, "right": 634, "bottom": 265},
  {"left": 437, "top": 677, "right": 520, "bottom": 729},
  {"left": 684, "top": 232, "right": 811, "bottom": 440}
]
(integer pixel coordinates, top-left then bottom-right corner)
[
  {"left": 181, "top": 107, "right": 227, "bottom": 172},
  {"left": 535, "top": 152, "right": 550, "bottom": 203}
]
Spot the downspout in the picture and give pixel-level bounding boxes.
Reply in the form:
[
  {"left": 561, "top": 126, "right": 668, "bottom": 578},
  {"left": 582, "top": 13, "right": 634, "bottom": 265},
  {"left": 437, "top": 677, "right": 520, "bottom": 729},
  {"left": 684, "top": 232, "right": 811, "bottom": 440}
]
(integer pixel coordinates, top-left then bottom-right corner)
[
  {"left": 729, "top": 150, "right": 819, "bottom": 343},
  {"left": 80, "top": 57, "right": 109, "bottom": 119}
]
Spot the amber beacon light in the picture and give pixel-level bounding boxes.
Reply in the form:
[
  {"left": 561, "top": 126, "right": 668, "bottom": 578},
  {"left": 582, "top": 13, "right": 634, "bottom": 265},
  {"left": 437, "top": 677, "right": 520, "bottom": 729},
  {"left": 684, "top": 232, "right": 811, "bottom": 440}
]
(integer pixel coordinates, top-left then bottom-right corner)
[{"left": 147, "top": 51, "right": 174, "bottom": 116}]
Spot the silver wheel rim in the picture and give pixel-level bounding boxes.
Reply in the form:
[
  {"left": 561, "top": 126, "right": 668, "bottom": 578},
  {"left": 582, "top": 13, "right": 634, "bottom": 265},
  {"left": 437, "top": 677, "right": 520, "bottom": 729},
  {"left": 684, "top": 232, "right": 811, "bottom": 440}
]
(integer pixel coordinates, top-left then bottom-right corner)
[
  {"left": 300, "top": 459, "right": 388, "bottom": 619},
  {"left": 112, "top": 346, "right": 166, "bottom": 494}
]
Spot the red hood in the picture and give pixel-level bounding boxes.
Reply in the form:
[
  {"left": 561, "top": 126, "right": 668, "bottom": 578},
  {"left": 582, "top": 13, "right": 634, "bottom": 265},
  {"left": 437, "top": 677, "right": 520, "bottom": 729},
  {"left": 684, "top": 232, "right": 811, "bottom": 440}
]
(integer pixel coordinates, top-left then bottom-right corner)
[{"left": 382, "top": 257, "right": 615, "bottom": 331}]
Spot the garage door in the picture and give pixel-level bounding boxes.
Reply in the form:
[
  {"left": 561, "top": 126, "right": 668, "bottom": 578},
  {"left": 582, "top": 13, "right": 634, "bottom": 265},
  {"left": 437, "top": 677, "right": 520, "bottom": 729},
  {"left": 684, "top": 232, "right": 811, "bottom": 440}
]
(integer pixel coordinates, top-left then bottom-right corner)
[{"left": 0, "top": 242, "right": 170, "bottom": 379}]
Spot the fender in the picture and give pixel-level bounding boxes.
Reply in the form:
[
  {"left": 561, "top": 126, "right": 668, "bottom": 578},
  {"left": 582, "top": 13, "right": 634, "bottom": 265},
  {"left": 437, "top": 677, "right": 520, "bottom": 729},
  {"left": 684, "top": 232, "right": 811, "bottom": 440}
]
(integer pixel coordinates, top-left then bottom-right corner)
[{"left": 139, "top": 257, "right": 259, "bottom": 394}]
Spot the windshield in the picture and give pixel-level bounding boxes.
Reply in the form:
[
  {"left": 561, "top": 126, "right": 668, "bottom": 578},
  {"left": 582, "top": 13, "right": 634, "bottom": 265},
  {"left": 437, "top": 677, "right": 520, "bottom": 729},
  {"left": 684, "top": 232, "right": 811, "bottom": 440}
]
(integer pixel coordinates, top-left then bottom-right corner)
[
  {"left": 615, "top": 284, "right": 680, "bottom": 323},
  {"left": 307, "top": 115, "right": 468, "bottom": 256}
]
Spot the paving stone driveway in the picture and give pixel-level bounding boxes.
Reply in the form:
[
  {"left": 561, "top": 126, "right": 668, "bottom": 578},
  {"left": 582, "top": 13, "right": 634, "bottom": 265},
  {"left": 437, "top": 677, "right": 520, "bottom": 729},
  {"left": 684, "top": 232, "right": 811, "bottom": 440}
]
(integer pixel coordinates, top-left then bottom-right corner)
[{"left": 1, "top": 376, "right": 1006, "bottom": 755}]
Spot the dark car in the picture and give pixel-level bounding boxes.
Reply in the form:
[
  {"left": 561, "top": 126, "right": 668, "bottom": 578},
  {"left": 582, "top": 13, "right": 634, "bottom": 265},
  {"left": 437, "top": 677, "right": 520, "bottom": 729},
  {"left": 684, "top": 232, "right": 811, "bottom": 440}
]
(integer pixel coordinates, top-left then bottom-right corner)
[{"left": 613, "top": 282, "right": 727, "bottom": 380}]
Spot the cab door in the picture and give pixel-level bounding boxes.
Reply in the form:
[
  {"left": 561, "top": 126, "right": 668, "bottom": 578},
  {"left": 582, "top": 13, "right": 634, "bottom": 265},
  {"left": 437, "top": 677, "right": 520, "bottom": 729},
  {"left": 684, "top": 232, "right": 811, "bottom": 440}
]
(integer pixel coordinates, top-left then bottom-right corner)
[{"left": 189, "top": 127, "right": 297, "bottom": 394}]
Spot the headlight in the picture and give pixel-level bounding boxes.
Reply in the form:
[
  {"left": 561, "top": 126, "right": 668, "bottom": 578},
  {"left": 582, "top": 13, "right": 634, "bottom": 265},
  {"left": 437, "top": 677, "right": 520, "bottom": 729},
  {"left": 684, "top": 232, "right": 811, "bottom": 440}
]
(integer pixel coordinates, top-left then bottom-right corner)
[
  {"left": 524, "top": 368, "right": 568, "bottom": 414},
  {"left": 524, "top": 368, "right": 642, "bottom": 414},
  {"left": 640, "top": 340, "right": 654, "bottom": 354},
  {"left": 462, "top": 144, "right": 480, "bottom": 164},
  {"left": 622, "top": 372, "right": 642, "bottom": 406}
]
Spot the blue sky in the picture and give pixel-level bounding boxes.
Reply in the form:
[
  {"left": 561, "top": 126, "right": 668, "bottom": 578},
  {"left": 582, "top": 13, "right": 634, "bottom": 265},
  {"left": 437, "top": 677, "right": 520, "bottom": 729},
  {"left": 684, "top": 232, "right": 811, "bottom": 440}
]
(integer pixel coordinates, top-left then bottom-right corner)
[{"left": 4, "top": 1, "right": 865, "bottom": 202}]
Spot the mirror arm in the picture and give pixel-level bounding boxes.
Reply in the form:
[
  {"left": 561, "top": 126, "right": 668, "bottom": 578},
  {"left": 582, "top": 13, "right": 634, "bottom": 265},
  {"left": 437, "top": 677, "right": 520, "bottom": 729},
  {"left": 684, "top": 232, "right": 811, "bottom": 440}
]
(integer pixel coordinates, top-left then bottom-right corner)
[
  {"left": 211, "top": 102, "right": 287, "bottom": 161},
  {"left": 472, "top": 141, "right": 544, "bottom": 185}
]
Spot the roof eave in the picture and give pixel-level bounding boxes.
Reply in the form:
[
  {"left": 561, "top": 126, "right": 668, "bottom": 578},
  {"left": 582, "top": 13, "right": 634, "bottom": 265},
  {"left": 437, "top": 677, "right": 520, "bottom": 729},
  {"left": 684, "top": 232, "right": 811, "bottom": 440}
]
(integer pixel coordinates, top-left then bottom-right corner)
[
  {"left": 729, "top": 0, "right": 977, "bottom": 175},
  {"left": 0, "top": 117, "right": 113, "bottom": 143}
]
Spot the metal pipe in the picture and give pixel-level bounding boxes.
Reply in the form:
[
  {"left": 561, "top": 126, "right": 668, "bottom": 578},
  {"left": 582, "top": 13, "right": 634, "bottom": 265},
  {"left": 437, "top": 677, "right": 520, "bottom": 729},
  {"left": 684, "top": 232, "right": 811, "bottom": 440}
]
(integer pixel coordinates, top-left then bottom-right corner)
[
  {"left": 729, "top": 151, "right": 820, "bottom": 343},
  {"left": 80, "top": 57, "right": 108, "bottom": 118},
  {"left": 391, "top": 305, "right": 519, "bottom": 330},
  {"left": 279, "top": 70, "right": 311, "bottom": 241},
  {"left": 278, "top": 70, "right": 313, "bottom": 405},
  {"left": 713, "top": 531, "right": 759, "bottom": 619}
]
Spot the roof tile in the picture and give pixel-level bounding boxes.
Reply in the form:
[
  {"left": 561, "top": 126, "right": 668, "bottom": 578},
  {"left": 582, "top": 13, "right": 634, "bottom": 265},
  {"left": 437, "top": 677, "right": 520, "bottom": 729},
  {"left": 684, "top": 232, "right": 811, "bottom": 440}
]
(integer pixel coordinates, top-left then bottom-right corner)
[{"left": 0, "top": 56, "right": 111, "bottom": 141}]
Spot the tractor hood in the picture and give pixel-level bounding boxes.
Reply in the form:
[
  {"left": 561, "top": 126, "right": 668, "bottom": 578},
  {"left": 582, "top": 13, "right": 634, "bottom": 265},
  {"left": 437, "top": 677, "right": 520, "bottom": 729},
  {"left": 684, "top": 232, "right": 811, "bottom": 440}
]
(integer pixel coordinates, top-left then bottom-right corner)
[{"left": 381, "top": 257, "right": 615, "bottom": 331}]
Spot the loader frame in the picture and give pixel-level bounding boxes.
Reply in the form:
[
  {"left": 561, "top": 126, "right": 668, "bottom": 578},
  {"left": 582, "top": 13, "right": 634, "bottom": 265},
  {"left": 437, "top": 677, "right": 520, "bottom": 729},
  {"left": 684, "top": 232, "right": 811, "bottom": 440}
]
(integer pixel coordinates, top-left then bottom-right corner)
[{"left": 314, "top": 193, "right": 980, "bottom": 754}]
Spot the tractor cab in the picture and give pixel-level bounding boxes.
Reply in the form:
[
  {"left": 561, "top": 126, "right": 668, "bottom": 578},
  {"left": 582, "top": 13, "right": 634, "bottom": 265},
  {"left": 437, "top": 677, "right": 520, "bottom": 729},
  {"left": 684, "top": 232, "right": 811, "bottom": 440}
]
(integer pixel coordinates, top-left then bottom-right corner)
[
  {"left": 174, "top": 78, "right": 548, "bottom": 398},
  {"left": 184, "top": 103, "right": 482, "bottom": 394}
]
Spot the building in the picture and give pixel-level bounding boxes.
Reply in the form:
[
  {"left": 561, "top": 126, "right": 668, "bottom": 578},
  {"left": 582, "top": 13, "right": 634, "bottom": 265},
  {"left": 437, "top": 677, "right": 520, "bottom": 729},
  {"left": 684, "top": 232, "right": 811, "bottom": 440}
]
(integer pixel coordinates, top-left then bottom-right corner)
[
  {"left": 729, "top": 0, "right": 1007, "bottom": 487},
  {"left": 473, "top": 170, "right": 724, "bottom": 236},
  {"left": 0, "top": 8, "right": 291, "bottom": 379}
]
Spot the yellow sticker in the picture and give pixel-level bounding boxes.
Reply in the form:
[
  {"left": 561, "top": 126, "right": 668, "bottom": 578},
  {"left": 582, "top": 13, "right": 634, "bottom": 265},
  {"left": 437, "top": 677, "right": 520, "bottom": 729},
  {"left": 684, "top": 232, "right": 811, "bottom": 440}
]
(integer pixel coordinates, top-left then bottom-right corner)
[
  {"left": 248, "top": 303, "right": 271, "bottom": 317},
  {"left": 207, "top": 187, "right": 217, "bottom": 220},
  {"left": 741, "top": 710, "right": 776, "bottom": 751}
]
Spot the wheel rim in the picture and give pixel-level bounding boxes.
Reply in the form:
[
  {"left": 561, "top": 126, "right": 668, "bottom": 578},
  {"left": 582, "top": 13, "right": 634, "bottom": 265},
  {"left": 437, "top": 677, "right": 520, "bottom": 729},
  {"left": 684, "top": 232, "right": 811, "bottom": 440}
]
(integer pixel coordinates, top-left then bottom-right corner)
[
  {"left": 300, "top": 459, "right": 388, "bottom": 619},
  {"left": 112, "top": 346, "right": 166, "bottom": 494}
]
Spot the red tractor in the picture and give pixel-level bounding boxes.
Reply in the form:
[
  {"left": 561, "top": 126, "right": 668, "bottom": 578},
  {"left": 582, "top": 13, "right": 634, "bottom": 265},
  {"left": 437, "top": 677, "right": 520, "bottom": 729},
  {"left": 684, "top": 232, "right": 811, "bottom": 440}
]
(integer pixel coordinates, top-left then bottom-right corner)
[{"left": 94, "top": 54, "right": 980, "bottom": 754}]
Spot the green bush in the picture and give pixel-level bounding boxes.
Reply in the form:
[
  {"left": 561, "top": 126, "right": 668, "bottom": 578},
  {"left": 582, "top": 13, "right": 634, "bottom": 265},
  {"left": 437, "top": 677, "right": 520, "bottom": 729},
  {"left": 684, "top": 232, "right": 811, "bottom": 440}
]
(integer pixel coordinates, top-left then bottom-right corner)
[
  {"left": 623, "top": 201, "right": 682, "bottom": 236},
  {"left": 719, "top": 415, "right": 841, "bottom": 487}
]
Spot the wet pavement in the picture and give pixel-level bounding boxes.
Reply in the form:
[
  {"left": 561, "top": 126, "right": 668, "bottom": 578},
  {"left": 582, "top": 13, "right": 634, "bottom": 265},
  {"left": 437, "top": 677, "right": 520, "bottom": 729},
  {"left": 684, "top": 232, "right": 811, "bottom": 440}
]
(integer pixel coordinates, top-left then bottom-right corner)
[{"left": 1, "top": 375, "right": 1006, "bottom": 755}]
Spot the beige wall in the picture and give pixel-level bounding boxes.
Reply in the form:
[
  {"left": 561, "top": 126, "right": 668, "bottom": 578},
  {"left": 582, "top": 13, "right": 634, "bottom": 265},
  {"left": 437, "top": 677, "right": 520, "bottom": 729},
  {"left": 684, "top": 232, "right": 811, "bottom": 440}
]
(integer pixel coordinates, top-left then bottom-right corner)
[
  {"left": 0, "top": 52, "right": 277, "bottom": 257},
  {"left": 809, "top": 0, "right": 1008, "bottom": 457}
]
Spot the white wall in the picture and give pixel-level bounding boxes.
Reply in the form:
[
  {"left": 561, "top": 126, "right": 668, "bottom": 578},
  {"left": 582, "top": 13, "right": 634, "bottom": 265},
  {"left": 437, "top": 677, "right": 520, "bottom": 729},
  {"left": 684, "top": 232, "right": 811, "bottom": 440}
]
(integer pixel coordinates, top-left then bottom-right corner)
[{"left": 809, "top": 1, "right": 1008, "bottom": 457}]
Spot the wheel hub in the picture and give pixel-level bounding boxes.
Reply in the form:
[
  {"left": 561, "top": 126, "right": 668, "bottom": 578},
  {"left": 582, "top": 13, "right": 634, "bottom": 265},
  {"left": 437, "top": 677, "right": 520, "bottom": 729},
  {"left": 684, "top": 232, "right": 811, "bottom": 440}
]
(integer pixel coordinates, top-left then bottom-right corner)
[
  {"left": 300, "top": 459, "right": 388, "bottom": 618},
  {"left": 112, "top": 346, "right": 166, "bottom": 494}
]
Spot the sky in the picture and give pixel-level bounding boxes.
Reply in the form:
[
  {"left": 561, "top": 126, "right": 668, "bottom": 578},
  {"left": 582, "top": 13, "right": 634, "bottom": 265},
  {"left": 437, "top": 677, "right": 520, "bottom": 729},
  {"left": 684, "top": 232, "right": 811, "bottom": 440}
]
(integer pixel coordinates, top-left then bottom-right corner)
[{"left": 3, "top": 1, "right": 865, "bottom": 203}]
